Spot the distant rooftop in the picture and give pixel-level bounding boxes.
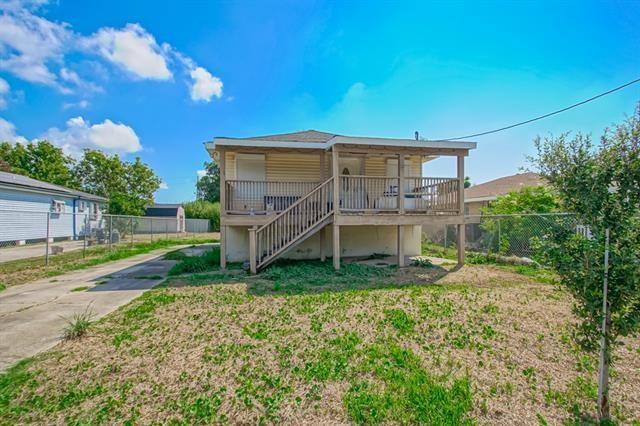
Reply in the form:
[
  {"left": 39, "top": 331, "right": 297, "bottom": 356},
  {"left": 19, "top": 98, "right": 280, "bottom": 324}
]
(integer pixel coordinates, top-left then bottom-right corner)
[
  {"left": 0, "top": 171, "right": 107, "bottom": 202},
  {"left": 465, "top": 172, "right": 545, "bottom": 202}
]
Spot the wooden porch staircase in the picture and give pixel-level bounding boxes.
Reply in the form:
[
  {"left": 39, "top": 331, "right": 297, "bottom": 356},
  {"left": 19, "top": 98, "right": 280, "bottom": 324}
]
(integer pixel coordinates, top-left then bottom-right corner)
[{"left": 250, "top": 177, "right": 335, "bottom": 272}]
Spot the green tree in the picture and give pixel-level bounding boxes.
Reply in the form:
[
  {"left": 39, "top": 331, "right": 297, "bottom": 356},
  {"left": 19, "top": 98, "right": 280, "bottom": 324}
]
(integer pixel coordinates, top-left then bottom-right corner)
[
  {"left": 530, "top": 106, "right": 640, "bottom": 421},
  {"left": 0, "top": 140, "right": 77, "bottom": 188},
  {"left": 183, "top": 200, "right": 220, "bottom": 231},
  {"left": 73, "top": 150, "right": 160, "bottom": 215},
  {"left": 481, "top": 185, "right": 560, "bottom": 215},
  {"left": 463, "top": 176, "right": 471, "bottom": 189},
  {"left": 196, "top": 160, "right": 220, "bottom": 202},
  {"left": 479, "top": 186, "right": 561, "bottom": 255}
]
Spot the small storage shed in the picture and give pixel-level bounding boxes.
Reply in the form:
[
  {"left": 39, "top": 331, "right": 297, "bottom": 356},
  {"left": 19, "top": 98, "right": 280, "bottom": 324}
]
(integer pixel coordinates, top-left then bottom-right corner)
[{"left": 143, "top": 203, "right": 185, "bottom": 233}]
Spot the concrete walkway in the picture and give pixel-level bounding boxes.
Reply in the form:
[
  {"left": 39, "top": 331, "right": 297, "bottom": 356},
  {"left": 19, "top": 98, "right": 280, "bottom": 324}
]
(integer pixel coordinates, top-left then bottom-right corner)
[{"left": 0, "top": 247, "right": 189, "bottom": 372}]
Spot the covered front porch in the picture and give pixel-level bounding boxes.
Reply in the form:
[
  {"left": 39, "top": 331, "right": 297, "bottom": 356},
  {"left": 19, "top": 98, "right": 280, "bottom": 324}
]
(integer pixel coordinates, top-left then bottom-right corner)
[{"left": 219, "top": 147, "right": 464, "bottom": 217}]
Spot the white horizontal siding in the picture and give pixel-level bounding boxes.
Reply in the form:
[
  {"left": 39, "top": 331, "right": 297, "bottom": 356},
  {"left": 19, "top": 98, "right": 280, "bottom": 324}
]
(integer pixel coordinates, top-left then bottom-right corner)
[{"left": 0, "top": 188, "right": 75, "bottom": 242}]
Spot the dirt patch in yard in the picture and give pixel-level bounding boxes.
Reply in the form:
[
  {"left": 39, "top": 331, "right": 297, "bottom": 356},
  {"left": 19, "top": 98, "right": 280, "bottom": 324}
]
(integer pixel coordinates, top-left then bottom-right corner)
[{"left": 1, "top": 263, "right": 638, "bottom": 425}]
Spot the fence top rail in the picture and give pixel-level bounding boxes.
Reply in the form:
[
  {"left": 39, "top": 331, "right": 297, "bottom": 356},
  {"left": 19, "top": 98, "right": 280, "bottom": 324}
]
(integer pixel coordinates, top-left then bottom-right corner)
[
  {"left": 467, "top": 212, "right": 574, "bottom": 218},
  {"left": 226, "top": 179, "right": 320, "bottom": 184}
]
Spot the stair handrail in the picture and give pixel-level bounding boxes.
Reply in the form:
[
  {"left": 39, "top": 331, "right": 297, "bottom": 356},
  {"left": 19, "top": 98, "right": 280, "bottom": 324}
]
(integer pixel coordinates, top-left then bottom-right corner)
[
  {"left": 255, "top": 176, "right": 335, "bottom": 234},
  {"left": 250, "top": 176, "right": 335, "bottom": 272}
]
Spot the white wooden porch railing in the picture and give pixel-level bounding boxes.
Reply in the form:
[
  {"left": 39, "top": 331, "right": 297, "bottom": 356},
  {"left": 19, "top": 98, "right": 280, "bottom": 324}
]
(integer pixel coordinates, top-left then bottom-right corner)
[
  {"left": 339, "top": 175, "right": 399, "bottom": 211},
  {"left": 405, "top": 177, "right": 460, "bottom": 213},
  {"left": 250, "top": 177, "right": 335, "bottom": 272},
  {"left": 339, "top": 176, "right": 459, "bottom": 213},
  {"left": 225, "top": 180, "right": 319, "bottom": 214}
]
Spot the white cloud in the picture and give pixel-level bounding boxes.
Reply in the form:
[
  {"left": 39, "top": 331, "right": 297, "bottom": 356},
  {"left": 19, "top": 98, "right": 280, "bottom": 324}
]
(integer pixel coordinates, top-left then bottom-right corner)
[
  {"left": 189, "top": 66, "right": 223, "bottom": 102},
  {"left": 0, "top": 4, "right": 223, "bottom": 102},
  {"left": 196, "top": 169, "right": 207, "bottom": 178},
  {"left": 62, "top": 99, "right": 90, "bottom": 110},
  {"left": 158, "top": 182, "right": 169, "bottom": 190},
  {"left": 42, "top": 116, "right": 142, "bottom": 156},
  {"left": 85, "top": 24, "right": 171, "bottom": 80},
  {"left": 0, "top": 7, "right": 71, "bottom": 87},
  {"left": 0, "top": 77, "right": 9, "bottom": 109},
  {"left": 0, "top": 117, "right": 27, "bottom": 143}
]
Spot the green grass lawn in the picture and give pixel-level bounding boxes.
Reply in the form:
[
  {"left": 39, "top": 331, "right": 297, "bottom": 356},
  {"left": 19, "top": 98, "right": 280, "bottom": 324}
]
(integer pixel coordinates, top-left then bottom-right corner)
[
  {"left": 1, "top": 260, "right": 638, "bottom": 424},
  {"left": 0, "top": 237, "right": 217, "bottom": 288}
]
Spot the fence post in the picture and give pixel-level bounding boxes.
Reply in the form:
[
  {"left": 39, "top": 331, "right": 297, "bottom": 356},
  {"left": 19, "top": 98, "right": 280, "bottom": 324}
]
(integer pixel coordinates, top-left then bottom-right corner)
[
  {"left": 150, "top": 217, "right": 153, "bottom": 242},
  {"left": 165, "top": 220, "right": 168, "bottom": 239},
  {"left": 443, "top": 224, "right": 447, "bottom": 250},
  {"left": 497, "top": 218, "right": 502, "bottom": 252},
  {"left": 45, "top": 212, "right": 51, "bottom": 266},
  {"left": 598, "top": 228, "right": 611, "bottom": 419},
  {"left": 130, "top": 217, "right": 134, "bottom": 247},
  {"left": 83, "top": 213, "right": 88, "bottom": 258},
  {"left": 108, "top": 215, "right": 113, "bottom": 252}
]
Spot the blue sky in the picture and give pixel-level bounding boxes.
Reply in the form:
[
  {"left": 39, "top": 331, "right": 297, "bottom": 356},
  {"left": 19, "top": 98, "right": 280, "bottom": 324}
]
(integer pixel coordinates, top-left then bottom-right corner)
[{"left": 0, "top": 0, "right": 639, "bottom": 202}]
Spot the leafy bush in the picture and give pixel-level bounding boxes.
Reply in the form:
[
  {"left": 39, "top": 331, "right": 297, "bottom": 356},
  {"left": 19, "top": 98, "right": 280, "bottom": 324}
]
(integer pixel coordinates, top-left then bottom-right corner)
[{"left": 183, "top": 200, "right": 220, "bottom": 231}]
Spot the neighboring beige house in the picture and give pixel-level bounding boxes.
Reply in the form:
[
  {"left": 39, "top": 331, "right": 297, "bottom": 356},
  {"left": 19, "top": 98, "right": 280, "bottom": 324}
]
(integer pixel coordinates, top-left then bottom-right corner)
[
  {"left": 465, "top": 172, "right": 544, "bottom": 216},
  {"left": 205, "top": 130, "right": 476, "bottom": 273}
]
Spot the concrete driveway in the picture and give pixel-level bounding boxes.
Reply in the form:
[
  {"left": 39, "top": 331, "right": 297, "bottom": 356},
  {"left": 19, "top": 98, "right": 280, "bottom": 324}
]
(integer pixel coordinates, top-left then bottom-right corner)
[{"left": 0, "top": 247, "right": 189, "bottom": 372}]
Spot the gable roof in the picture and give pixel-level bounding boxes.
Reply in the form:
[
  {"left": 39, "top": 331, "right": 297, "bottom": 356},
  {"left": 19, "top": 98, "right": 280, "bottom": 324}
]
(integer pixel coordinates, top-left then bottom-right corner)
[
  {"left": 235, "top": 130, "right": 337, "bottom": 143},
  {"left": 0, "top": 171, "right": 107, "bottom": 202},
  {"left": 144, "top": 203, "right": 183, "bottom": 217},
  {"left": 208, "top": 129, "right": 476, "bottom": 151},
  {"left": 465, "top": 172, "right": 545, "bottom": 202}
]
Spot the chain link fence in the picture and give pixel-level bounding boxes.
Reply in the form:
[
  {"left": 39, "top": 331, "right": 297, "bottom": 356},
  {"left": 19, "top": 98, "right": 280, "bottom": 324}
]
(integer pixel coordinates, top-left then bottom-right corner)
[
  {"left": 423, "top": 213, "right": 579, "bottom": 259},
  {"left": 0, "top": 210, "right": 216, "bottom": 265}
]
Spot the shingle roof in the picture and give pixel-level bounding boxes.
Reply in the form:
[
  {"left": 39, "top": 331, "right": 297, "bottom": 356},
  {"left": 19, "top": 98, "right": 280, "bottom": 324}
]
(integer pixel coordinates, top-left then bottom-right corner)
[
  {"left": 145, "top": 203, "right": 182, "bottom": 217},
  {"left": 0, "top": 171, "right": 107, "bottom": 202},
  {"left": 233, "top": 130, "right": 337, "bottom": 143},
  {"left": 465, "top": 173, "right": 545, "bottom": 201}
]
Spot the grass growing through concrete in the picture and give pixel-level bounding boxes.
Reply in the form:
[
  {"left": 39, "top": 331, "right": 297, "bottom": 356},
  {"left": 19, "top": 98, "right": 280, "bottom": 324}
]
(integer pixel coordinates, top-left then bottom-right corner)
[
  {"left": 0, "top": 261, "right": 638, "bottom": 424},
  {"left": 167, "top": 246, "right": 221, "bottom": 276},
  {"left": 0, "top": 238, "right": 217, "bottom": 288}
]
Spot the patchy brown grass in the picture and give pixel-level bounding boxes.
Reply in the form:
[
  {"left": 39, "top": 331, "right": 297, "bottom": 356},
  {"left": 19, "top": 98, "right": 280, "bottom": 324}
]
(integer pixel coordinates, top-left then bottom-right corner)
[{"left": 1, "top": 263, "right": 638, "bottom": 425}]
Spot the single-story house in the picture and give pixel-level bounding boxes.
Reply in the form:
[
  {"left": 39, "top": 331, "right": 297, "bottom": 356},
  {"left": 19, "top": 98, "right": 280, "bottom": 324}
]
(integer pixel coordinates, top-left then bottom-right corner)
[
  {"left": 464, "top": 172, "right": 545, "bottom": 216},
  {"left": 142, "top": 203, "right": 185, "bottom": 233},
  {"left": 0, "top": 171, "right": 107, "bottom": 245},
  {"left": 206, "top": 129, "right": 476, "bottom": 272}
]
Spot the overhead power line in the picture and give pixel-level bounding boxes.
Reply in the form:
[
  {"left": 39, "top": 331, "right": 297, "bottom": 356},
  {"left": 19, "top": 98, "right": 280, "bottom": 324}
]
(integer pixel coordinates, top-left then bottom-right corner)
[{"left": 436, "top": 77, "right": 640, "bottom": 141}]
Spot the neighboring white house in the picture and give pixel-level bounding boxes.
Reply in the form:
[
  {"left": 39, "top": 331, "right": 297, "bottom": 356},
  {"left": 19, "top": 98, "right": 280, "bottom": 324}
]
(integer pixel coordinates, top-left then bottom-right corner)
[{"left": 0, "top": 171, "right": 107, "bottom": 244}]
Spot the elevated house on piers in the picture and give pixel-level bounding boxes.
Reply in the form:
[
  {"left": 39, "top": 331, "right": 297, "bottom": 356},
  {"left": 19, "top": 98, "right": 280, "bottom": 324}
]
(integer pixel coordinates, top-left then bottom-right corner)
[{"left": 205, "top": 130, "right": 476, "bottom": 273}]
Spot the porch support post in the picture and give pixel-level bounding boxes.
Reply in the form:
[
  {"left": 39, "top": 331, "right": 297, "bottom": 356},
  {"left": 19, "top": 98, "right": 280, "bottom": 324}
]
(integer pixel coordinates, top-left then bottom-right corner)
[
  {"left": 333, "top": 224, "right": 340, "bottom": 270},
  {"left": 457, "top": 154, "right": 465, "bottom": 266},
  {"left": 332, "top": 147, "right": 339, "bottom": 212},
  {"left": 249, "top": 226, "right": 257, "bottom": 274},
  {"left": 319, "top": 151, "right": 326, "bottom": 261},
  {"left": 398, "top": 154, "right": 405, "bottom": 214},
  {"left": 220, "top": 225, "right": 227, "bottom": 270},
  {"left": 397, "top": 225, "right": 405, "bottom": 267},
  {"left": 219, "top": 149, "right": 226, "bottom": 214},
  {"left": 332, "top": 147, "right": 339, "bottom": 269}
]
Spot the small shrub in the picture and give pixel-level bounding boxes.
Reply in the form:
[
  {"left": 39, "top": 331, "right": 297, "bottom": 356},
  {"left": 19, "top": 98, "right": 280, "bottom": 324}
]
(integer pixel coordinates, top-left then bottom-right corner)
[
  {"left": 0, "top": 283, "right": 6, "bottom": 292},
  {"left": 62, "top": 306, "right": 94, "bottom": 340},
  {"left": 412, "top": 257, "right": 433, "bottom": 268}
]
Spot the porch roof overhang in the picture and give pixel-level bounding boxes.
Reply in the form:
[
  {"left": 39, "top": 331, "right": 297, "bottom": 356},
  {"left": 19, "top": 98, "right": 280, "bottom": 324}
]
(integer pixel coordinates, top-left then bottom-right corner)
[{"left": 205, "top": 135, "right": 476, "bottom": 156}]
